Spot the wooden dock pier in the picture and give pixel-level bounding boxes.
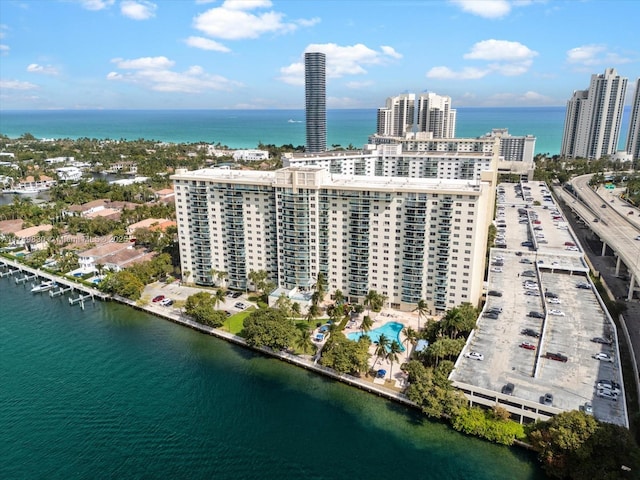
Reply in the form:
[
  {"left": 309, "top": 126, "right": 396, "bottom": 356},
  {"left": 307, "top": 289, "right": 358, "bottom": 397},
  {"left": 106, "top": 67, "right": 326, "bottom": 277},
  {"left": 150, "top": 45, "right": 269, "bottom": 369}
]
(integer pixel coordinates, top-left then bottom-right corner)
[
  {"left": 50, "top": 285, "right": 74, "bottom": 298},
  {"left": 15, "top": 273, "right": 38, "bottom": 284}
]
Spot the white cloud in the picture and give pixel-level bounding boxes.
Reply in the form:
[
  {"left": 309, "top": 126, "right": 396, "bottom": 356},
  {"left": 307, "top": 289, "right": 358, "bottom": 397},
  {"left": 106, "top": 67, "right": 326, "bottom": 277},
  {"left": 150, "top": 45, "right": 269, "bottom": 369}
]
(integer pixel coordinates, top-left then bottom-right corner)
[
  {"left": 185, "top": 36, "right": 231, "bottom": 53},
  {"left": 464, "top": 39, "right": 537, "bottom": 62},
  {"left": 566, "top": 44, "right": 633, "bottom": 66},
  {"left": 26, "top": 63, "right": 59, "bottom": 75},
  {"left": 120, "top": 1, "right": 157, "bottom": 20},
  {"left": 486, "top": 90, "right": 554, "bottom": 106},
  {"left": 73, "top": 0, "right": 116, "bottom": 11},
  {"left": 429, "top": 39, "right": 537, "bottom": 80},
  {"left": 107, "top": 55, "right": 241, "bottom": 93},
  {"left": 426, "top": 66, "right": 490, "bottom": 80},
  {"left": 278, "top": 43, "right": 403, "bottom": 85},
  {"left": 193, "top": 0, "right": 316, "bottom": 41},
  {"left": 112, "top": 56, "right": 174, "bottom": 69},
  {"left": 450, "top": 0, "right": 511, "bottom": 19},
  {"left": 0, "top": 79, "right": 38, "bottom": 90},
  {"left": 0, "top": 44, "right": 9, "bottom": 55},
  {"left": 345, "top": 80, "right": 373, "bottom": 89}
]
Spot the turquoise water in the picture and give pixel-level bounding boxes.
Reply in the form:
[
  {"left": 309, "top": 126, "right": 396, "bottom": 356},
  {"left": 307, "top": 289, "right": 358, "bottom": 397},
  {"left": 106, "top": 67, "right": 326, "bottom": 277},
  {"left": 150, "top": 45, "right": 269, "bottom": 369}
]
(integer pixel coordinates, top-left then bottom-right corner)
[
  {"left": 4, "top": 106, "right": 634, "bottom": 156},
  {"left": 347, "top": 321, "right": 406, "bottom": 352},
  {"left": 0, "top": 275, "right": 545, "bottom": 479}
]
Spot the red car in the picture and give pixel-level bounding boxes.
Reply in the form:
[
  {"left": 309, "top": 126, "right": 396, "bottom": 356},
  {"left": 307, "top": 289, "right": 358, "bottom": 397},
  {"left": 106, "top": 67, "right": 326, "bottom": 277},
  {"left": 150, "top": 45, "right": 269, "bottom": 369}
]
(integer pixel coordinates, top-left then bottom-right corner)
[
  {"left": 152, "top": 295, "right": 165, "bottom": 303},
  {"left": 520, "top": 342, "right": 536, "bottom": 350}
]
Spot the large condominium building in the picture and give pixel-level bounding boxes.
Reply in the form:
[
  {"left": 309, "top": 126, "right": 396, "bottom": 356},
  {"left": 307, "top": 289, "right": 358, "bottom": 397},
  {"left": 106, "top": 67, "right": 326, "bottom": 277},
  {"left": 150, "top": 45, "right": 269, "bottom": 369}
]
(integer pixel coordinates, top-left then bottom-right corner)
[
  {"left": 561, "top": 68, "right": 628, "bottom": 160},
  {"left": 377, "top": 94, "right": 416, "bottom": 137},
  {"left": 478, "top": 129, "right": 536, "bottom": 163},
  {"left": 172, "top": 166, "right": 496, "bottom": 313},
  {"left": 627, "top": 78, "right": 640, "bottom": 161},
  {"left": 283, "top": 140, "right": 498, "bottom": 180},
  {"left": 305, "top": 52, "right": 326, "bottom": 153},
  {"left": 417, "top": 92, "right": 456, "bottom": 138}
]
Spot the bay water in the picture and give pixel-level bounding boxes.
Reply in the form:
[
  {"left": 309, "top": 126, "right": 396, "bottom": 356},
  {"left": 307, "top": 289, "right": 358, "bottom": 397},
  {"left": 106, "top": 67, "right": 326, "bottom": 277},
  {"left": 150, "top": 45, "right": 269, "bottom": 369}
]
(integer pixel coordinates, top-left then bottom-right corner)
[{"left": 0, "top": 276, "right": 544, "bottom": 479}]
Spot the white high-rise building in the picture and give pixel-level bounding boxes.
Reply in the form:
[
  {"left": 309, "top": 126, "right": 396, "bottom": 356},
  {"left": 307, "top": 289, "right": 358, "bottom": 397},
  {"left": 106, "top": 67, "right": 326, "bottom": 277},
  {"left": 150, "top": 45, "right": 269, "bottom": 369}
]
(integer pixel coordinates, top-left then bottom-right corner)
[
  {"left": 417, "top": 93, "right": 456, "bottom": 138},
  {"left": 561, "top": 68, "right": 628, "bottom": 160},
  {"left": 627, "top": 78, "right": 640, "bottom": 161},
  {"left": 376, "top": 94, "right": 415, "bottom": 137},
  {"left": 478, "top": 129, "right": 536, "bottom": 163},
  {"left": 172, "top": 166, "right": 496, "bottom": 313}
]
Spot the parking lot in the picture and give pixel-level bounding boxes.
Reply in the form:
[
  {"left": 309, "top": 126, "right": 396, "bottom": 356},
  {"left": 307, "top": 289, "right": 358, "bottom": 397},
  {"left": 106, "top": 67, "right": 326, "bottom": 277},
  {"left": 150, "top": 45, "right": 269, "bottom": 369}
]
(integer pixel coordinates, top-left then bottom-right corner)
[{"left": 451, "top": 180, "right": 627, "bottom": 426}]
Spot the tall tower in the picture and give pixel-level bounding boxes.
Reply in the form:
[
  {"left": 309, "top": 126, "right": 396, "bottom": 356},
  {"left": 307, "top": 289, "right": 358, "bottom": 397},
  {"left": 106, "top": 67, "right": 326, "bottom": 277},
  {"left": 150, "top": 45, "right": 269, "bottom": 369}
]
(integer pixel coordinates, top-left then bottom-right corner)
[
  {"left": 627, "top": 78, "right": 640, "bottom": 161},
  {"left": 560, "top": 68, "right": 628, "bottom": 160},
  {"left": 305, "top": 52, "right": 326, "bottom": 153},
  {"left": 417, "top": 92, "right": 456, "bottom": 138},
  {"left": 376, "top": 94, "right": 415, "bottom": 137}
]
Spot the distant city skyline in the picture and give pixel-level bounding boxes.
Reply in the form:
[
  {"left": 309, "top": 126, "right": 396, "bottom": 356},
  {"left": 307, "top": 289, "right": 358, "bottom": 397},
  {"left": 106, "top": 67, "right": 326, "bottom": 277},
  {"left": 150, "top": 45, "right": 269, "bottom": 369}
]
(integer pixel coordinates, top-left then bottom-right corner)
[{"left": 0, "top": 1, "right": 638, "bottom": 110}]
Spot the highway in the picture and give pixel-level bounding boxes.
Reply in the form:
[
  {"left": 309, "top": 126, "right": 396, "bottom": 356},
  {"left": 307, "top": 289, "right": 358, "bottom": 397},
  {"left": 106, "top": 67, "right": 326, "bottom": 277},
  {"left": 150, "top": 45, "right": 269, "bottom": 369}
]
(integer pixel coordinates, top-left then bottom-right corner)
[{"left": 561, "top": 173, "right": 640, "bottom": 300}]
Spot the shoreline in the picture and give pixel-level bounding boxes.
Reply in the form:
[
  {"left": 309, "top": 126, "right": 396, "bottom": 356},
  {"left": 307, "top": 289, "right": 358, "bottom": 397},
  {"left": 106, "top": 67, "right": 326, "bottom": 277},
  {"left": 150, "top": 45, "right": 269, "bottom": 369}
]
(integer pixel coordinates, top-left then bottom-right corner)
[{"left": 0, "top": 256, "right": 417, "bottom": 408}]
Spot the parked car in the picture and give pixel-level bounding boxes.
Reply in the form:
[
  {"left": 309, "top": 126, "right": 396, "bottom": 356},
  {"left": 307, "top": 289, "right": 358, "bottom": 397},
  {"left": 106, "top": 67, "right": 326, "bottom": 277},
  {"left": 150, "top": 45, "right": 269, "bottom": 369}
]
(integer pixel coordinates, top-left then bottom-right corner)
[
  {"left": 519, "top": 258, "right": 532, "bottom": 264},
  {"left": 547, "top": 298, "right": 561, "bottom": 304},
  {"left": 576, "top": 282, "right": 591, "bottom": 289},
  {"left": 502, "top": 383, "right": 515, "bottom": 395},
  {"left": 490, "top": 267, "right": 503, "bottom": 273},
  {"left": 159, "top": 298, "right": 173, "bottom": 307},
  {"left": 483, "top": 312, "right": 499, "bottom": 319},
  {"left": 545, "top": 291, "right": 558, "bottom": 298},
  {"left": 597, "top": 380, "right": 621, "bottom": 394},
  {"left": 593, "top": 352, "right": 614, "bottom": 362},
  {"left": 487, "top": 290, "right": 502, "bottom": 297},
  {"left": 521, "top": 328, "right": 540, "bottom": 338},
  {"left": 464, "top": 351, "right": 484, "bottom": 361},
  {"left": 544, "top": 352, "right": 568, "bottom": 362},
  {"left": 486, "top": 307, "right": 503, "bottom": 314},
  {"left": 522, "top": 270, "right": 536, "bottom": 277},
  {"left": 582, "top": 402, "right": 593, "bottom": 415},
  {"left": 234, "top": 302, "right": 247, "bottom": 309},
  {"left": 597, "top": 389, "right": 618, "bottom": 401},
  {"left": 528, "top": 311, "right": 545, "bottom": 319},
  {"left": 548, "top": 309, "right": 565, "bottom": 316},
  {"left": 520, "top": 342, "right": 537, "bottom": 350},
  {"left": 525, "top": 291, "right": 540, "bottom": 296},
  {"left": 542, "top": 393, "right": 554, "bottom": 406},
  {"left": 152, "top": 295, "right": 165, "bottom": 303}
]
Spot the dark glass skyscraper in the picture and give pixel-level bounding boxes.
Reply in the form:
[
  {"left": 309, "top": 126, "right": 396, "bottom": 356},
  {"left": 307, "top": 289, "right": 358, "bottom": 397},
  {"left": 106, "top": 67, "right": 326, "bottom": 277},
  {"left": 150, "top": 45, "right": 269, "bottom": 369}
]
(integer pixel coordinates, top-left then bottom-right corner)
[{"left": 305, "top": 52, "right": 326, "bottom": 153}]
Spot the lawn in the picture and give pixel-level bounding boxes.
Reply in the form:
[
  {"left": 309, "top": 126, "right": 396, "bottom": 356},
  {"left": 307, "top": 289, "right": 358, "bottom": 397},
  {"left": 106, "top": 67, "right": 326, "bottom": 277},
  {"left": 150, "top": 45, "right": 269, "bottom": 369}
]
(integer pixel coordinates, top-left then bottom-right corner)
[{"left": 222, "top": 309, "right": 253, "bottom": 335}]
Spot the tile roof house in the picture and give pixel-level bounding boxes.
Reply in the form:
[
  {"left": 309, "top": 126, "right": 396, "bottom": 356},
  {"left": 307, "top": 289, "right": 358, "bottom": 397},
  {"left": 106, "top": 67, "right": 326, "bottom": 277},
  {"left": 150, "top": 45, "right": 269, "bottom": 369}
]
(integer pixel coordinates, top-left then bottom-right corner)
[{"left": 78, "top": 241, "right": 154, "bottom": 273}]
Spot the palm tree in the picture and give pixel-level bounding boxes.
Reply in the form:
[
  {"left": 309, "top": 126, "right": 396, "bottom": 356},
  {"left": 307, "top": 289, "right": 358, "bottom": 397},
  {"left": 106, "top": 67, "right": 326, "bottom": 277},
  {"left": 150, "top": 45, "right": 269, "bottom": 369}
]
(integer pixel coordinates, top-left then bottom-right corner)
[
  {"left": 364, "top": 290, "right": 378, "bottom": 316},
  {"left": 413, "top": 299, "right": 428, "bottom": 331},
  {"left": 294, "top": 327, "right": 314, "bottom": 355},
  {"left": 403, "top": 326, "right": 418, "bottom": 358},
  {"left": 373, "top": 333, "right": 390, "bottom": 369},
  {"left": 333, "top": 289, "right": 344, "bottom": 305},
  {"left": 315, "top": 272, "right": 327, "bottom": 303},
  {"left": 305, "top": 303, "right": 321, "bottom": 323},
  {"left": 360, "top": 315, "right": 373, "bottom": 334},
  {"left": 387, "top": 340, "right": 402, "bottom": 381},
  {"left": 212, "top": 288, "right": 225, "bottom": 309}
]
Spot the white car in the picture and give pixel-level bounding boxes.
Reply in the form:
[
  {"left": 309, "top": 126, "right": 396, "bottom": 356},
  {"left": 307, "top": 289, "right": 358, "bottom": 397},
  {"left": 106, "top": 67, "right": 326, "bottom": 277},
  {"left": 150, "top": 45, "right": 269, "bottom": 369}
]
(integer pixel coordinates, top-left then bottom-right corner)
[
  {"left": 566, "top": 246, "right": 579, "bottom": 251},
  {"left": 494, "top": 255, "right": 504, "bottom": 261},
  {"left": 490, "top": 267, "right": 503, "bottom": 273},
  {"left": 593, "top": 352, "right": 614, "bottom": 362},
  {"left": 548, "top": 309, "right": 565, "bottom": 316},
  {"left": 547, "top": 298, "right": 561, "bottom": 304},
  {"left": 464, "top": 351, "right": 484, "bottom": 361}
]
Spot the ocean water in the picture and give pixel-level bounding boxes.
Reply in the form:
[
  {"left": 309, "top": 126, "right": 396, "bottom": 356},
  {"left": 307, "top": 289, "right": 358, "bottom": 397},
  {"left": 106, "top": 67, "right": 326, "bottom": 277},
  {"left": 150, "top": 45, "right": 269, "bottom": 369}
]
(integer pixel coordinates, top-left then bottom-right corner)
[
  {"left": 0, "top": 107, "right": 633, "bottom": 156},
  {"left": 0, "top": 276, "right": 545, "bottom": 479},
  {"left": 0, "top": 107, "right": 587, "bottom": 156}
]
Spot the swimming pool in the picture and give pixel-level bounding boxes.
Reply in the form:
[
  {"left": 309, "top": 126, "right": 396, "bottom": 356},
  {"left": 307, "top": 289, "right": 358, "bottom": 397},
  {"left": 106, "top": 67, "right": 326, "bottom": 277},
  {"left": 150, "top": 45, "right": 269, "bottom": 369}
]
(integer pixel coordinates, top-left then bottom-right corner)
[{"left": 347, "top": 321, "right": 405, "bottom": 351}]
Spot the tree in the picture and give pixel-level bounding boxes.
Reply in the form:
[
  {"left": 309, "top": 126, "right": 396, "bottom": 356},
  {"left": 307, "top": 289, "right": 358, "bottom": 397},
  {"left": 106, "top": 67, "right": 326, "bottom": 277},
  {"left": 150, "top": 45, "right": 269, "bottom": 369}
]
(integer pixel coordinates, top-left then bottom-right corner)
[
  {"left": 320, "top": 333, "right": 371, "bottom": 375},
  {"left": 360, "top": 315, "right": 373, "bottom": 334},
  {"left": 413, "top": 299, "right": 429, "bottom": 331},
  {"left": 305, "top": 303, "right": 321, "bottom": 323},
  {"left": 315, "top": 272, "right": 327, "bottom": 303},
  {"left": 333, "top": 289, "right": 345, "bottom": 305},
  {"left": 293, "top": 325, "right": 315, "bottom": 355},
  {"left": 403, "top": 326, "right": 418, "bottom": 355},
  {"left": 100, "top": 270, "right": 144, "bottom": 300},
  {"left": 212, "top": 288, "right": 226, "bottom": 309},
  {"left": 247, "top": 269, "right": 269, "bottom": 294},
  {"left": 242, "top": 308, "right": 297, "bottom": 351},
  {"left": 387, "top": 340, "right": 402, "bottom": 380},
  {"left": 373, "top": 333, "right": 389, "bottom": 369},
  {"left": 184, "top": 291, "right": 225, "bottom": 327}
]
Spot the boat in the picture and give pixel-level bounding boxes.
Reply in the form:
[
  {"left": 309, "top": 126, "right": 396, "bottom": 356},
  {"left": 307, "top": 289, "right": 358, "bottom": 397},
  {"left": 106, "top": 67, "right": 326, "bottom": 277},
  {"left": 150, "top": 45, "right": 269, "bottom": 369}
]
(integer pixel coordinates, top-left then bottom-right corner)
[{"left": 31, "top": 280, "right": 57, "bottom": 293}]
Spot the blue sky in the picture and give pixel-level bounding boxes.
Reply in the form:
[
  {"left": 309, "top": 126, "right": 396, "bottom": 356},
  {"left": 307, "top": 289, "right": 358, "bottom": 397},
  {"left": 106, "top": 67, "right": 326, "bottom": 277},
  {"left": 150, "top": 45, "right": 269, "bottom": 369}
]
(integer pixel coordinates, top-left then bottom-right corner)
[{"left": 0, "top": 0, "right": 638, "bottom": 110}]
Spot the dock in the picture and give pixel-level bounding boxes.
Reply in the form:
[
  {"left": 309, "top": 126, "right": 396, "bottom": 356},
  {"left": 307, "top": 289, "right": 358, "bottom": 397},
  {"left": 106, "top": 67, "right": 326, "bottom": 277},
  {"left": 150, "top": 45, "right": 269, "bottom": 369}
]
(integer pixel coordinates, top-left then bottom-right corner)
[{"left": 0, "top": 258, "right": 109, "bottom": 301}]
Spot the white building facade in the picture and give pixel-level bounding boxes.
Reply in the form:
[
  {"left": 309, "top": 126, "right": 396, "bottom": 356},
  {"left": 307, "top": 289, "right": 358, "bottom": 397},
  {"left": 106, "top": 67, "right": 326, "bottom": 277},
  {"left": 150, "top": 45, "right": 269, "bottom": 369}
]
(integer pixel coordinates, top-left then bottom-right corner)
[
  {"left": 627, "top": 78, "right": 640, "bottom": 161},
  {"left": 561, "top": 68, "right": 628, "bottom": 160},
  {"left": 172, "top": 166, "right": 496, "bottom": 313},
  {"left": 417, "top": 92, "right": 456, "bottom": 138},
  {"left": 377, "top": 94, "right": 416, "bottom": 137}
]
